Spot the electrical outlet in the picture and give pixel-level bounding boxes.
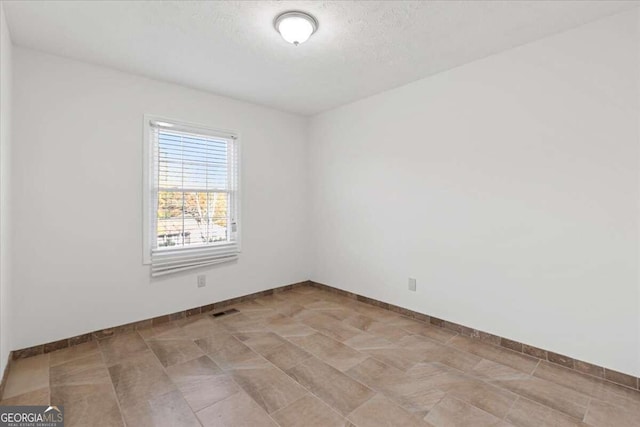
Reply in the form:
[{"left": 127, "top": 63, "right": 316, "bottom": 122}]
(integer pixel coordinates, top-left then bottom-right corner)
[
  {"left": 197, "top": 275, "right": 206, "bottom": 288},
  {"left": 408, "top": 277, "right": 417, "bottom": 292}
]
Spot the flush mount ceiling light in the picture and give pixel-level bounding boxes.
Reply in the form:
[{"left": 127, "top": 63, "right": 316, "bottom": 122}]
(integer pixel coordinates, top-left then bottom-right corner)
[{"left": 274, "top": 11, "right": 318, "bottom": 45}]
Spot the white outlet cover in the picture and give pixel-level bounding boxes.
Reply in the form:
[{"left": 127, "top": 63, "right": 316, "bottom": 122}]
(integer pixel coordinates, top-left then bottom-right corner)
[
  {"left": 197, "top": 275, "right": 206, "bottom": 287},
  {"left": 408, "top": 278, "right": 417, "bottom": 291}
]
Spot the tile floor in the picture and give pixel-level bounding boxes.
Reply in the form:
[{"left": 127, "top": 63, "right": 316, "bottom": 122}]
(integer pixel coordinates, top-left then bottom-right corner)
[{"left": 1, "top": 285, "right": 639, "bottom": 426}]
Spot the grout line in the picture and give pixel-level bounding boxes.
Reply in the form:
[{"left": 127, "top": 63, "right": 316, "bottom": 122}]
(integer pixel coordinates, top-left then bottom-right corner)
[
  {"left": 145, "top": 319, "right": 234, "bottom": 426},
  {"left": 344, "top": 392, "right": 377, "bottom": 424},
  {"left": 442, "top": 393, "right": 508, "bottom": 423},
  {"left": 95, "top": 337, "right": 128, "bottom": 427},
  {"left": 292, "top": 288, "right": 577, "bottom": 421},
  {"left": 444, "top": 332, "right": 459, "bottom": 344},
  {"left": 228, "top": 305, "right": 377, "bottom": 423},
  {"left": 263, "top": 300, "right": 455, "bottom": 421},
  {"left": 184, "top": 303, "right": 343, "bottom": 424},
  {"left": 139, "top": 327, "right": 206, "bottom": 427},
  {"left": 582, "top": 397, "right": 592, "bottom": 422},
  {"left": 502, "top": 395, "right": 519, "bottom": 421},
  {"left": 531, "top": 359, "right": 542, "bottom": 376},
  {"left": 236, "top": 337, "right": 350, "bottom": 425}
]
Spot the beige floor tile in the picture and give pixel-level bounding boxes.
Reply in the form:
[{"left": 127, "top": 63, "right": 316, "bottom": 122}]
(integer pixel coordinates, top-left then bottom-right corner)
[
  {"left": 398, "top": 321, "right": 458, "bottom": 344},
  {"left": 399, "top": 335, "right": 483, "bottom": 371},
  {"left": 534, "top": 361, "right": 640, "bottom": 408},
  {"left": 241, "top": 309, "right": 285, "bottom": 323},
  {"left": 98, "top": 332, "right": 149, "bottom": 366},
  {"left": 290, "top": 309, "right": 322, "bottom": 323},
  {"left": 52, "top": 384, "right": 123, "bottom": 427},
  {"left": 272, "top": 302, "right": 307, "bottom": 318},
  {"left": 343, "top": 332, "right": 395, "bottom": 350},
  {"left": 403, "top": 359, "right": 516, "bottom": 418},
  {"left": 51, "top": 382, "right": 112, "bottom": 404},
  {"left": 165, "top": 354, "right": 222, "bottom": 386},
  {"left": 3, "top": 354, "right": 50, "bottom": 399},
  {"left": 235, "top": 331, "right": 288, "bottom": 353},
  {"left": 395, "top": 334, "right": 442, "bottom": 349},
  {"left": 196, "top": 390, "right": 278, "bottom": 427},
  {"left": 287, "top": 356, "right": 374, "bottom": 416},
  {"left": 317, "top": 308, "right": 354, "bottom": 321},
  {"left": 412, "top": 363, "right": 480, "bottom": 389},
  {"left": 362, "top": 346, "right": 428, "bottom": 371},
  {"left": 276, "top": 297, "right": 315, "bottom": 319},
  {"left": 425, "top": 395, "right": 505, "bottom": 427},
  {"left": 216, "top": 312, "right": 269, "bottom": 333},
  {"left": 178, "top": 315, "right": 229, "bottom": 339},
  {"left": 231, "top": 366, "right": 308, "bottom": 413},
  {"left": 351, "top": 303, "right": 402, "bottom": 322},
  {"left": 50, "top": 353, "right": 111, "bottom": 386},
  {"left": 289, "top": 333, "right": 367, "bottom": 371},
  {"left": 291, "top": 285, "right": 319, "bottom": 294},
  {"left": 506, "top": 397, "right": 588, "bottom": 427},
  {"left": 264, "top": 314, "right": 316, "bottom": 337},
  {"left": 348, "top": 394, "right": 433, "bottom": 427},
  {"left": 533, "top": 361, "right": 599, "bottom": 395},
  {"left": 304, "top": 300, "right": 346, "bottom": 311},
  {"left": 443, "top": 377, "right": 518, "bottom": 419},
  {"left": 289, "top": 297, "right": 326, "bottom": 309},
  {"left": 385, "top": 378, "right": 447, "bottom": 417},
  {"left": 234, "top": 300, "right": 275, "bottom": 312},
  {"left": 297, "top": 311, "right": 361, "bottom": 342},
  {"left": 347, "top": 358, "right": 446, "bottom": 415},
  {"left": 345, "top": 357, "right": 406, "bottom": 393},
  {"left": 584, "top": 399, "right": 640, "bottom": 427},
  {"left": 384, "top": 364, "right": 452, "bottom": 415},
  {"left": 50, "top": 341, "right": 99, "bottom": 367},
  {"left": 195, "top": 333, "right": 268, "bottom": 370},
  {"left": 272, "top": 394, "right": 350, "bottom": 427},
  {"left": 385, "top": 315, "right": 425, "bottom": 328},
  {"left": 183, "top": 374, "right": 241, "bottom": 413},
  {"left": 137, "top": 322, "right": 186, "bottom": 340},
  {"left": 146, "top": 338, "right": 203, "bottom": 367},
  {"left": 492, "top": 376, "right": 589, "bottom": 420},
  {"left": 342, "top": 313, "right": 380, "bottom": 332},
  {"left": 108, "top": 350, "right": 176, "bottom": 408},
  {"left": 0, "top": 387, "right": 49, "bottom": 405},
  {"left": 366, "top": 322, "right": 413, "bottom": 342},
  {"left": 120, "top": 389, "right": 200, "bottom": 427},
  {"left": 253, "top": 294, "right": 287, "bottom": 309},
  {"left": 260, "top": 341, "right": 313, "bottom": 371},
  {"left": 166, "top": 355, "right": 238, "bottom": 412},
  {"left": 448, "top": 336, "right": 539, "bottom": 374},
  {"left": 470, "top": 359, "right": 532, "bottom": 381}
]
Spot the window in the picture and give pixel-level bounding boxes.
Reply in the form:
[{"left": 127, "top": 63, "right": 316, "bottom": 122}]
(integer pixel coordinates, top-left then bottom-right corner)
[{"left": 143, "top": 116, "right": 240, "bottom": 276}]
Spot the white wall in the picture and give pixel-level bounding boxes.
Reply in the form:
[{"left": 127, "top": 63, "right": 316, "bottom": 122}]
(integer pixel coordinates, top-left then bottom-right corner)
[
  {"left": 11, "top": 48, "right": 310, "bottom": 350},
  {"left": 637, "top": 8, "right": 640, "bottom": 380},
  {"left": 0, "top": 2, "right": 12, "bottom": 374},
  {"left": 309, "top": 10, "right": 640, "bottom": 376},
  {"left": 6, "top": 7, "right": 640, "bottom": 379}
]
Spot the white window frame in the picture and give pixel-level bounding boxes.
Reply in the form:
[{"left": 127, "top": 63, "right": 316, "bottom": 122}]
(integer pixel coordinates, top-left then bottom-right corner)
[{"left": 142, "top": 114, "right": 241, "bottom": 273}]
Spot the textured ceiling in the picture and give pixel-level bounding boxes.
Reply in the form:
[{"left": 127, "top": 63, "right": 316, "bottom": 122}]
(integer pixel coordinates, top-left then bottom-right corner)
[{"left": 4, "top": 1, "right": 638, "bottom": 115}]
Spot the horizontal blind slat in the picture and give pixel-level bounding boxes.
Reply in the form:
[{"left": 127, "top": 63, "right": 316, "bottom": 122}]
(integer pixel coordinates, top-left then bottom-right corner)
[{"left": 151, "top": 255, "right": 238, "bottom": 277}]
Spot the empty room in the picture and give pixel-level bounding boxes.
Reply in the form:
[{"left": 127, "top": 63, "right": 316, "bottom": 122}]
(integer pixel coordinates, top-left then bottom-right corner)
[{"left": 0, "top": 1, "right": 639, "bottom": 426}]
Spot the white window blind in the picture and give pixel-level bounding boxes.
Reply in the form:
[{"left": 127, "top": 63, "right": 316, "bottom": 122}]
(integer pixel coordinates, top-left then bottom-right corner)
[{"left": 144, "top": 117, "right": 240, "bottom": 276}]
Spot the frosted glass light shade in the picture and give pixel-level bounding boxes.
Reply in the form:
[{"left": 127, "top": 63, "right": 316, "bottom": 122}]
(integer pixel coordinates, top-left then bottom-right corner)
[{"left": 275, "top": 11, "right": 318, "bottom": 45}]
